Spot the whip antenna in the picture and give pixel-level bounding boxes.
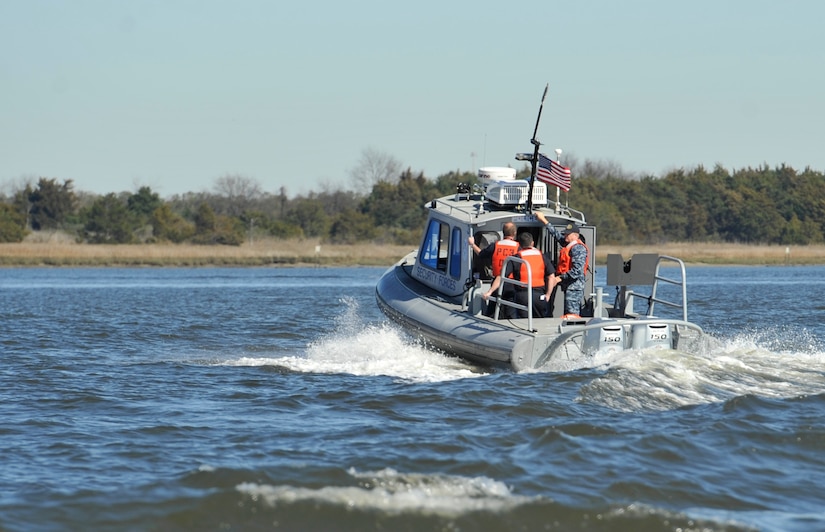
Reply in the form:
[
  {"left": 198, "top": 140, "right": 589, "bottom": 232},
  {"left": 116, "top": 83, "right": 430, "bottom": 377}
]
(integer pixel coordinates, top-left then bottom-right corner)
[{"left": 526, "top": 83, "right": 548, "bottom": 212}]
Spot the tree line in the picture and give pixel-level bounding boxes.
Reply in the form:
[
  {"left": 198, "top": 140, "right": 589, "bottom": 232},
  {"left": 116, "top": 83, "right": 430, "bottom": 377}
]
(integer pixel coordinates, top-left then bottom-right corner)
[{"left": 1, "top": 158, "right": 823, "bottom": 246}]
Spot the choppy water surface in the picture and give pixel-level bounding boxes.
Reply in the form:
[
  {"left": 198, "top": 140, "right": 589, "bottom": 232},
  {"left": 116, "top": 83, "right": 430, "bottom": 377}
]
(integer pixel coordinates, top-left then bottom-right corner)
[{"left": 1, "top": 265, "right": 825, "bottom": 531}]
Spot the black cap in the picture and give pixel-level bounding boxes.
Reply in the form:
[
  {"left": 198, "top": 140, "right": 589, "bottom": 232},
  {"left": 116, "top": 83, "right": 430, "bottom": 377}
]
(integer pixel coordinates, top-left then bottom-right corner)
[{"left": 562, "top": 223, "right": 581, "bottom": 236}]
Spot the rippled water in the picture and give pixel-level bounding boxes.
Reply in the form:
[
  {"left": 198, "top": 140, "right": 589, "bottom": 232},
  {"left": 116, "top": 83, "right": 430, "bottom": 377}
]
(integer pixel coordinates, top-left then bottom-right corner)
[{"left": 2, "top": 265, "right": 825, "bottom": 531}]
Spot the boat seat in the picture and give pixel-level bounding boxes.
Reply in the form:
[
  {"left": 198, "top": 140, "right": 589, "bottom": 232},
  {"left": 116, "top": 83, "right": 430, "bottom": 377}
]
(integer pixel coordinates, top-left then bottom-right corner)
[{"left": 467, "top": 280, "right": 492, "bottom": 316}]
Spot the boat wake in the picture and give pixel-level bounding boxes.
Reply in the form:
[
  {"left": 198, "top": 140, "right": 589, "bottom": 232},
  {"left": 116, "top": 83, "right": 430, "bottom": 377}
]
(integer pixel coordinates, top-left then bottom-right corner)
[
  {"left": 578, "top": 325, "right": 825, "bottom": 411},
  {"left": 223, "top": 297, "right": 486, "bottom": 383},
  {"left": 221, "top": 297, "right": 825, "bottom": 410}
]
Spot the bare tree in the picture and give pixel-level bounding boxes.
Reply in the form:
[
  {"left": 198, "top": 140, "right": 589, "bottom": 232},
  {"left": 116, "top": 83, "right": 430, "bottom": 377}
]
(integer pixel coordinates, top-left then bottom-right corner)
[
  {"left": 0, "top": 174, "right": 36, "bottom": 200},
  {"left": 213, "top": 173, "right": 263, "bottom": 216},
  {"left": 349, "top": 147, "right": 402, "bottom": 194}
]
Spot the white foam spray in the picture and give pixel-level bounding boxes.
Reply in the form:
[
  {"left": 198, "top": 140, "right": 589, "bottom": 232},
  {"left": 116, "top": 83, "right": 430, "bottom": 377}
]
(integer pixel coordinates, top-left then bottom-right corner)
[
  {"left": 224, "top": 297, "right": 487, "bottom": 383},
  {"left": 236, "top": 467, "right": 535, "bottom": 515},
  {"left": 579, "top": 326, "right": 825, "bottom": 411}
]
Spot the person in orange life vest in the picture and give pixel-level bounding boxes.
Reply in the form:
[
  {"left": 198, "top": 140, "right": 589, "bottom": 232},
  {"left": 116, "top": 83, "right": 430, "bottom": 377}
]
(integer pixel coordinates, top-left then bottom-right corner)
[
  {"left": 536, "top": 212, "right": 589, "bottom": 316},
  {"left": 483, "top": 231, "right": 552, "bottom": 318},
  {"left": 469, "top": 222, "right": 519, "bottom": 316},
  {"left": 468, "top": 222, "right": 519, "bottom": 278}
]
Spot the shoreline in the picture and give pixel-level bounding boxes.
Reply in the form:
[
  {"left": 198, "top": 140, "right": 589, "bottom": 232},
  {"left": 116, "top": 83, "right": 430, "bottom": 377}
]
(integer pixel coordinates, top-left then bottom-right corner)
[{"left": 1, "top": 240, "right": 823, "bottom": 267}]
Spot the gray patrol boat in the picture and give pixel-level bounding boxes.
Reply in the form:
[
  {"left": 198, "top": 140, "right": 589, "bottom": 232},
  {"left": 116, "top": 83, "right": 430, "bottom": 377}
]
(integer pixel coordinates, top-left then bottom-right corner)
[{"left": 374, "top": 166, "right": 707, "bottom": 372}]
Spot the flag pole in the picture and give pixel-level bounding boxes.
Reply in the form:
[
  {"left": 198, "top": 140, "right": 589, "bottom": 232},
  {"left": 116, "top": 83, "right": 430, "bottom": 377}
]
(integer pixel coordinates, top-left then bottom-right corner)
[
  {"left": 555, "top": 148, "right": 562, "bottom": 211},
  {"left": 526, "top": 83, "right": 549, "bottom": 213}
]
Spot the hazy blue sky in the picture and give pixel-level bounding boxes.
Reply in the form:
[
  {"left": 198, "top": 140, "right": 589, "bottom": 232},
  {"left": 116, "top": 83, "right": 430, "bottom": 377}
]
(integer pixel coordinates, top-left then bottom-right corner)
[{"left": 2, "top": 0, "right": 823, "bottom": 197}]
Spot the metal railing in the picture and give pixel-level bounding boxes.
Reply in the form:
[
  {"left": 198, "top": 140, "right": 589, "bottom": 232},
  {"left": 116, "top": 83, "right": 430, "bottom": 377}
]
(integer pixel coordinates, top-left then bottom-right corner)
[
  {"left": 648, "top": 255, "right": 690, "bottom": 321},
  {"left": 621, "top": 255, "right": 690, "bottom": 321},
  {"left": 489, "top": 256, "right": 536, "bottom": 330}
]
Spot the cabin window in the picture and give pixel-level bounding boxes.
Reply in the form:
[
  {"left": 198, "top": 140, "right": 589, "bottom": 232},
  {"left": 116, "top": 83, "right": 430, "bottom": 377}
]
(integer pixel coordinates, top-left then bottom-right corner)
[
  {"left": 449, "top": 226, "right": 462, "bottom": 278},
  {"left": 420, "top": 219, "right": 449, "bottom": 271}
]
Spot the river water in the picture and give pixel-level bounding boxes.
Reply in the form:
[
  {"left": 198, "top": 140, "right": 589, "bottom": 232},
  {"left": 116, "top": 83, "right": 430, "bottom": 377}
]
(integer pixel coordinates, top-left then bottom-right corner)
[{"left": 1, "top": 265, "right": 824, "bottom": 531}]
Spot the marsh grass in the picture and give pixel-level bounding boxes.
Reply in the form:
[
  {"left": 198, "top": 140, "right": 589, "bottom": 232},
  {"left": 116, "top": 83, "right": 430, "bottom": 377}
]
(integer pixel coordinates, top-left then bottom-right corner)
[
  {"left": 0, "top": 238, "right": 415, "bottom": 267},
  {"left": 0, "top": 239, "right": 822, "bottom": 267},
  {"left": 597, "top": 243, "right": 825, "bottom": 265}
]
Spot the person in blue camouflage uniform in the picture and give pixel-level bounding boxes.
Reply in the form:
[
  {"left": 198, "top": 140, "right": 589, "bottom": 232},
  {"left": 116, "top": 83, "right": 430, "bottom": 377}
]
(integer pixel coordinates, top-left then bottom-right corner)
[{"left": 536, "top": 212, "right": 589, "bottom": 316}]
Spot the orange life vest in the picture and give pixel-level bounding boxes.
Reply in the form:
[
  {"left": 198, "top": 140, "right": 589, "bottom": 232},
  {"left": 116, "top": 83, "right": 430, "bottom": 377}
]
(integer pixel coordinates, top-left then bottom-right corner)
[
  {"left": 556, "top": 240, "right": 589, "bottom": 276},
  {"left": 516, "top": 247, "right": 546, "bottom": 289},
  {"left": 491, "top": 238, "right": 519, "bottom": 277}
]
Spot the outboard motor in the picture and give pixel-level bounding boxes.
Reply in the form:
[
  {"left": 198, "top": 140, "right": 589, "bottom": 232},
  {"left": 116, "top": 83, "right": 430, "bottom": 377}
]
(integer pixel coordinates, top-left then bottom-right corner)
[
  {"left": 582, "top": 319, "right": 626, "bottom": 354},
  {"left": 631, "top": 322, "right": 672, "bottom": 350}
]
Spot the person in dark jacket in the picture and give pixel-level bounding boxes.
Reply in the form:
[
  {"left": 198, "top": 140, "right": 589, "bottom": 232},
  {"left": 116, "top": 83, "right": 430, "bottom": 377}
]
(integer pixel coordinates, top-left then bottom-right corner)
[
  {"left": 469, "top": 222, "right": 519, "bottom": 315},
  {"left": 536, "top": 212, "right": 589, "bottom": 316}
]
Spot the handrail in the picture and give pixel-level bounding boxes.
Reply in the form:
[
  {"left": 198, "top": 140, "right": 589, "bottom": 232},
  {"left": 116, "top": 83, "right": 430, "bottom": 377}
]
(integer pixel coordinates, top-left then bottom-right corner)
[
  {"left": 490, "top": 256, "right": 535, "bottom": 330},
  {"left": 546, "top": 201, "right": 587, "bottom": 224},
  {"left": 428, "top": 199, "right": 477, "bottom": 223},
  {"left": 648, "top": 255, "right": 689, "bottom": 321}
]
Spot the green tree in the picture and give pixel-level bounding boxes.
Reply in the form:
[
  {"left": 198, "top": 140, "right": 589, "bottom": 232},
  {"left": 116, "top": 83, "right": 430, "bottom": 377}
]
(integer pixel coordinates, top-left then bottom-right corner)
[
  {"left": 267, "top": 219, "right": 304, "bottom": 239},
  {"left": 81, "top": 193, "right": 135, "bottom": 243},
  {"left": 128, "top": 187, "right": 163, "bottom": 223},
  {"left": 191, "top": 203, "right": 244, "bottom": 245},
  {"left": 433, "top": 169, "right": 477, "bottom": 196},
  {"left": 361, "top": 181, "right": 397, "bottom": 228},
  {"left": 28, "top": 178, "right": 76, "bottom": 230},
  {"left": 287, "top": 196, "right": 331, "bottom": 238},
  {"left": 723, "top": 187, "right": 784, "bottom": 243},
  {"left": 193, "top": 203, "right": 217, "bottom": 234},
  {"left": 0, "top": 203, "right": 27, "bottom": 242},
  {"left": 151, "top": 204, "right": 195, "bottom": 243},
  {"left": 361, "top": 169, "right": 433, "bottom": 232},
  {"left": 328, "top": 208, "right": 378, "bottom": 244}
]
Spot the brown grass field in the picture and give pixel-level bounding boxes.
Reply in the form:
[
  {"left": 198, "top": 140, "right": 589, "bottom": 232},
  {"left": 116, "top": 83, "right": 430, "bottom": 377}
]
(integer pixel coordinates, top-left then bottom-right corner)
[
  {"left": 0, "top": 238, "right": 823, "bottom": 267},
  {"left": 596, "top": 243, "right": 824, "bottom": 266},
  {"left": 0, "top": 238, "right": 414, "bottom": 267}
]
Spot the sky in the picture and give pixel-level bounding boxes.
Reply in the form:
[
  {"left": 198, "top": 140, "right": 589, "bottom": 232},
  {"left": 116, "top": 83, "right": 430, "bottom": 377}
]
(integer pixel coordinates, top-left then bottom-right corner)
[{"left": 1, "top": 0, "right": 823, "bottom": 198}]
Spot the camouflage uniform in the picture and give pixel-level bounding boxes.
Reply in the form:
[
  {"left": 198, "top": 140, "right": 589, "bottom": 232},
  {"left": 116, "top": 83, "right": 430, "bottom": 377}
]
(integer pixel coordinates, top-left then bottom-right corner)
[{"left": 544, "top": 223, "right": 588, "bottom": 315}]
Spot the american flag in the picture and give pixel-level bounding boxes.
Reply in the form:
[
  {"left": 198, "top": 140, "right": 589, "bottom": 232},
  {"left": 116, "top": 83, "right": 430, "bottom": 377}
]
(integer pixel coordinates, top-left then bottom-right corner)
[{"left": 536, "top": 153, "right": 571, "bottom": 191}]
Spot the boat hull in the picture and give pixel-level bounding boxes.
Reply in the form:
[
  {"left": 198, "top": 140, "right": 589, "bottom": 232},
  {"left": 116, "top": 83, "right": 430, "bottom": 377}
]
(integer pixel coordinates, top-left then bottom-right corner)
[
  {"left": 375, "top": 254, "right": 707, "bottom": 372},
  {"left": 375, "top": 255, "right": 541, "bottom": 370}
]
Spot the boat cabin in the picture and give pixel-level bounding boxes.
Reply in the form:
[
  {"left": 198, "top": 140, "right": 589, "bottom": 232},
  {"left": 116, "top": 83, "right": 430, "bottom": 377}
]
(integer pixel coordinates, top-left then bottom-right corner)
[{"left": 411, "top": 167, "right": 596, "bottom": 319}]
